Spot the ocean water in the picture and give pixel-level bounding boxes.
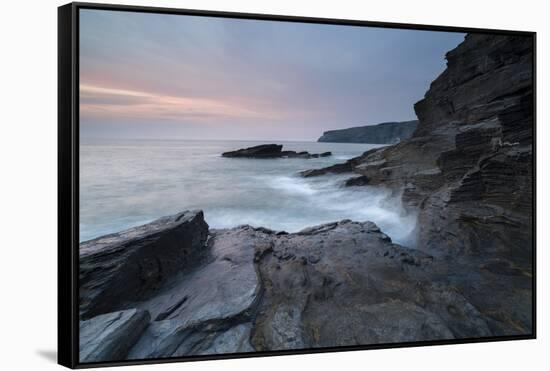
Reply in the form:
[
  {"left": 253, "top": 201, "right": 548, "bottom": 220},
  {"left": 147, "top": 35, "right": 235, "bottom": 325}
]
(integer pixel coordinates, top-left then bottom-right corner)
[{"left": 80, "top": 139, "right": 417, "bottom": 245}]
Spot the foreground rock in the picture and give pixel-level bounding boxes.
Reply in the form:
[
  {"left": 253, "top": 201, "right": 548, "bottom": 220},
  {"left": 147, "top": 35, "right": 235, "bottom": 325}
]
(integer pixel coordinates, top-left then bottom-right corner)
[
  {"left": 318, "top": 120, "right": 418, "bottom": 144},
  {"left": 80, "top": 309, "right": 150, "bottom": 362},
  {"left": 79, "top": 210, "right": 209, "bottom": 319},
  {"left": 222, "top": 144, "right": 331, "bottom": 159},
  {"left": 127, "top": 225, "right": 262, "bottom": 358},
  {"left": 249, "top": 220, "right": 493, "bottom": 349},
  {"left": 79, "top": 212, "right": 520, "bottom": 360}
]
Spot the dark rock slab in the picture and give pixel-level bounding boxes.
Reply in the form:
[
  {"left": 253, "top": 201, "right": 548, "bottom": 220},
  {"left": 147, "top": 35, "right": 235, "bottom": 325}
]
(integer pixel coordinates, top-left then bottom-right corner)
[
  {"left": 299, "top": 162, "right": 351, "bottom": 177},
  {"left": 80, "top": 309, "right": 150, "bottom": 363},
  {"left": 222, "top": 144, "right": 331, "bottom": 159},
  {"left": 79, "top": 210, "right": 209, "bottom": 319},
  {"left": 250, "top": 220, "right": 492, "bottom": 350},
  {"left": 222, "top": 144, "right": 283, "bottom": 158},
  {"left": 127, "top": 226, "right": 265, "bottom": 359},
  {"left": 299, "top": 147, "right": 382, "bottom": 178}
]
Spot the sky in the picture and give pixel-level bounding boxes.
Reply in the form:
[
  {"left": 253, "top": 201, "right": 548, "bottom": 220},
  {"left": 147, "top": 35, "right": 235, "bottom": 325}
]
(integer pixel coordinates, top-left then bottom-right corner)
[{"left": 79, "top": 9, "right": 465, "bottom": 141}]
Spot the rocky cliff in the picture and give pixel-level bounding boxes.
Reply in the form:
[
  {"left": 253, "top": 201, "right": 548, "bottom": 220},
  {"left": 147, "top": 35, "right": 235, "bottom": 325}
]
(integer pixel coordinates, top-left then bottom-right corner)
[
  {"left": 318, "top": 120, "right": 418, "bottom": 144},
  {"left": 78, "top": 33, "right": 534, "bottom": 362},
  {"left": 302, "top": 33, "right": 534, "bottom": 334}
]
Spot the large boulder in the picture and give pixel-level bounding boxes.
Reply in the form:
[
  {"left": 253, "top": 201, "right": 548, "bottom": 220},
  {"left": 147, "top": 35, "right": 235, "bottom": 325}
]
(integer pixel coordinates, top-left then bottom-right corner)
[{"left": 79, "top": 210, "right": 209, "bottom": 319}]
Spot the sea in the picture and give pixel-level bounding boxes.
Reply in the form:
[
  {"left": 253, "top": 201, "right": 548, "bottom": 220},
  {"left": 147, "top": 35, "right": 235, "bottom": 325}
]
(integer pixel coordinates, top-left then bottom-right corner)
[{"left": 79, "top": 139, "right": 417, "bottom": 246}]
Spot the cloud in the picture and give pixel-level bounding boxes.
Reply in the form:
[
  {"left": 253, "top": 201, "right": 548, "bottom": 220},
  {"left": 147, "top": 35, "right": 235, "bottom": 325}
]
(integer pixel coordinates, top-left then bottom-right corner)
[
  {"left": 80, "top": 84, "right": 281, "bottom": 122},
  {"left": 79, "top": 9, "right": 466, "bottom": 140}
]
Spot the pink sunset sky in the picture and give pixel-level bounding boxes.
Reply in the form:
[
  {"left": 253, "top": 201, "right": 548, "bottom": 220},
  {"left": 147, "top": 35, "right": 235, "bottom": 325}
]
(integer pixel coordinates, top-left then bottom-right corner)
[{"left": 80, "top": 9, "right": 465, "bottom": 141}]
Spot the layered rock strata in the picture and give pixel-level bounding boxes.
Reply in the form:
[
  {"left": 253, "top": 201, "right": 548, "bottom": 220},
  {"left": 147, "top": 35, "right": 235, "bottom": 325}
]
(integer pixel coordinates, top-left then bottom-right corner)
[{"left": 301, "top": 33, "right": 534, "bottom": 335}]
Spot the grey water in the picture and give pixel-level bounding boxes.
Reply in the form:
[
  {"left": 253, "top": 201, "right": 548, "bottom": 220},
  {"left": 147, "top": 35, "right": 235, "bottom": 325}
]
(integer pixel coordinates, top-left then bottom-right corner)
[{"left": 80, "top": 139, "right": 417, "bottom": 245}]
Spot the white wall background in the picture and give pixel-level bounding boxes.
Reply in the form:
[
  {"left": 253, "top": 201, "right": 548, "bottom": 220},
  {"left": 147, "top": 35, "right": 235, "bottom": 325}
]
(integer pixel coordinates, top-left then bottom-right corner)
[{"left": 0, "top": 0, "right": 546, "bottom": 369}]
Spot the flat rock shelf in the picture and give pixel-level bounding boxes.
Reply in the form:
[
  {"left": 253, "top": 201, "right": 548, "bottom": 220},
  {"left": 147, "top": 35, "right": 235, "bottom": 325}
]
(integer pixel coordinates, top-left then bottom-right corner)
[{"left": 80, "top": 210, "right": 503, "bottom": 361}]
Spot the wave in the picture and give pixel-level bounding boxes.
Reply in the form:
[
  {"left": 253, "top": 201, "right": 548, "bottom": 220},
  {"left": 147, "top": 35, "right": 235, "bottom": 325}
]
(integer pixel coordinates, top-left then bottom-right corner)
[
  {"left": 333, "top": 155, "right": 355, "bottom": 161},
  {"left": 269, "top": 175, "right": 318, "bottom": 196},
  {"left": 207, "top": 174, "right": 417, "bottom": 246},
  {"left": 80, "top": 140, "right": 415, "bottom": 246}
]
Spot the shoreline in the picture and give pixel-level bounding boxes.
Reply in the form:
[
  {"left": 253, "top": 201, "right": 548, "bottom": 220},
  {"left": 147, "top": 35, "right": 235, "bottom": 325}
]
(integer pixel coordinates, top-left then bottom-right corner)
[{"left": 78, "top": 33, "right": 533, "bottom": 362}]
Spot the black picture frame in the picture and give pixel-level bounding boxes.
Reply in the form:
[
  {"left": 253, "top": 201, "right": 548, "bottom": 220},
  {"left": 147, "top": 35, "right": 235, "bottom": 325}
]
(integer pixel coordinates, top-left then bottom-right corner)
[{"left": 58, "top": 2, "right": 537, "bottom": 368}]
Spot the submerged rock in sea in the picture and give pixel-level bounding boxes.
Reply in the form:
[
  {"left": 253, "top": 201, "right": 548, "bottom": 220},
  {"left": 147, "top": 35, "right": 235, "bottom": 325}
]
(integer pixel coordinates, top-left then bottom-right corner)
[
  {"left": 222, "top": 144, "right": 331, "bottom": 159},
  {"left": 80, "top": 309, "right": 150, "bottom": 362}
]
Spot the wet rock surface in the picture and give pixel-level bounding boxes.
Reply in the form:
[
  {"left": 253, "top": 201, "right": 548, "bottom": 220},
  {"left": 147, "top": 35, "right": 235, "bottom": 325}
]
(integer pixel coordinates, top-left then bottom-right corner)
[
  {"left": 127, "top": 226, "right": 263, "bottom": 358},
  {"left": 80, "top": 309, "right": 150, "bottom": 362},
  {"left": 249, "top": 220, "right": 493, "bottom": 349},
  {"left": 79, "top": 210, "right": 209, "bottom": 319},
  {"left": 79, "top": 214, "right": 517, "bottom": 360},
  {"left": 222, "top": 144, "right": 332, "bottom": 159}
]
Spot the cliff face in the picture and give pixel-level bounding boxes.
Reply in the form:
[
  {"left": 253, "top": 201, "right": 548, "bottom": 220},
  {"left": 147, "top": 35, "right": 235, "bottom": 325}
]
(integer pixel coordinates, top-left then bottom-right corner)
[
  {"left": 318, "top": 120, "right": 418, "bottom": 144},
  {"left": 345, "top": 34, "right": 533, "bottom": 255},
  {"left": 302, "top": 34, "right": 534, "bottom": 334},
  {"left": 411, "top": 34, "right": 533, "bottom": 259}
]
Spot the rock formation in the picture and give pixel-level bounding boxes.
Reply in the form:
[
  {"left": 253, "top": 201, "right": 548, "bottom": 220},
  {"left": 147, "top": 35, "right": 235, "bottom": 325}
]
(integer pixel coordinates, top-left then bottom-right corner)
[
  {"left": 222, "top": 144, "right": 331, "bottom": 159},
  {"left": 78, "top": 33, "right": 533, "bottom": 362},
  {"left": 318, "top": 120, "right": 418, "bottom": 144},
  {"left": 80, "top": 211, "right": 498, "bottom": 361},
  {"left": 79, "top": 211, "right": 209, "bottom": 320},
  {"left": 302, "top": 33, "right": 534, "bottom": 335}
]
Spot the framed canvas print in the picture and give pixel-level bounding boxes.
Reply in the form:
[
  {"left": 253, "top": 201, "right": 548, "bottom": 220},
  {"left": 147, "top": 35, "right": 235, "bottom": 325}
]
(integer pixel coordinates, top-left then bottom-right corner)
[{"left": 58, "top": 2, "right": 536, "bottom": 368}]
